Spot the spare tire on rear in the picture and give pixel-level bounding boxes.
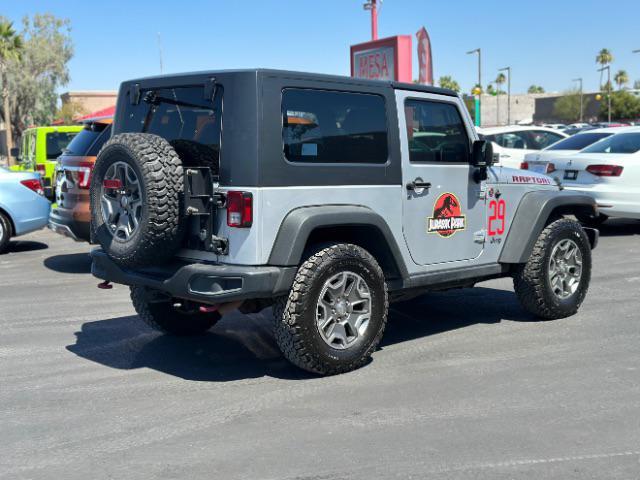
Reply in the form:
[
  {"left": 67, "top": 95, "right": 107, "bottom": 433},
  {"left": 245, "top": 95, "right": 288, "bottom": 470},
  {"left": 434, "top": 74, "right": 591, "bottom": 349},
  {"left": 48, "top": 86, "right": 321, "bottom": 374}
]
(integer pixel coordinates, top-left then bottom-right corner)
[{"left": 90, "top": 133, "right": 186, "bottom": 268}]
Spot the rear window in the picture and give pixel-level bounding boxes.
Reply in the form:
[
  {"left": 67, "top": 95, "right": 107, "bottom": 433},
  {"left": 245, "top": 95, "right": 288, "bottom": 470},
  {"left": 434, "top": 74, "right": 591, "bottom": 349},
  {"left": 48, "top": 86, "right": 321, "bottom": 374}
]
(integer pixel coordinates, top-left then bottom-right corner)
[
  {"left": 282, "top": 89, "right": 388, "bottom": 164},
  {"left": 120, "top": 85, "right": 223, "bottom": 171},
  {"left": 547, "top": 132, "right": 612, "bottom": 151},
  {"left": 46, "top": 131, "right": 78, "bottom": 160},
  {"left": 581, "top": 132, "right": 640, "bottom": 154},
  {"left": 64, "top": 123, "right": 111, "bottom": 156}
]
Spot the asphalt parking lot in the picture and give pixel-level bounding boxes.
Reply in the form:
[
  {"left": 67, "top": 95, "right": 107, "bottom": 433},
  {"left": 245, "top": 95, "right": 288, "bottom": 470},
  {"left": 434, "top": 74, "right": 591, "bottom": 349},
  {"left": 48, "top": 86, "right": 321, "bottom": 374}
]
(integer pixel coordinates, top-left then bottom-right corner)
[{"left": 1, "top": 223, "right": 640, "bottom": 479}]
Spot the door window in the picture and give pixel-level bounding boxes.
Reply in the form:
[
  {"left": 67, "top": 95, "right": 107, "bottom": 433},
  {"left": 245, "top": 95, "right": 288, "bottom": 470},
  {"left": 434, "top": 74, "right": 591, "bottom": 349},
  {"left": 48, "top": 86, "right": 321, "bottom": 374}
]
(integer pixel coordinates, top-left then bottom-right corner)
[
  {"left": 404, "top": 100, "right": 470, "bottom": 163},
  {"left": 529, "top": 130, "right": 565, "bottom": 149}
]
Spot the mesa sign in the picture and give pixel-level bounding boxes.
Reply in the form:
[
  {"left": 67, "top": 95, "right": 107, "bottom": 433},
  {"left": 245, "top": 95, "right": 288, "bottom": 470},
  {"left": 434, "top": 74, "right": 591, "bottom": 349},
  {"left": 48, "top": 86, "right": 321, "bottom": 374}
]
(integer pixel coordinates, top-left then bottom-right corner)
[{"left": 350, "top": 35, "right": 412, "bottom": 83}]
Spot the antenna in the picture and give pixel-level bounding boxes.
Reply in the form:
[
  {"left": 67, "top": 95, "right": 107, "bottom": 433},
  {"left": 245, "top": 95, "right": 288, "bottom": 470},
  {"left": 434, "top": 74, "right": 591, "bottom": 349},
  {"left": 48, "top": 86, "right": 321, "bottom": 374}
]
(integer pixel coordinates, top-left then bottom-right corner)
[{"left": 157, "top": 32, "right": 164, "bottom": 74}]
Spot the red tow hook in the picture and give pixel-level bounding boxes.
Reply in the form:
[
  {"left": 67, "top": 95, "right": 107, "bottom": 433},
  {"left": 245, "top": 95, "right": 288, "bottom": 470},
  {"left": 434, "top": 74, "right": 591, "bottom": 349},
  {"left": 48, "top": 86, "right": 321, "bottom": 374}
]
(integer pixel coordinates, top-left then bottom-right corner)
[
  {"left": 199, "top": 304, "right": 219, "bottom": 313},
  {"left": 97, "top": 280, "right": 113, "bottom": 290}
]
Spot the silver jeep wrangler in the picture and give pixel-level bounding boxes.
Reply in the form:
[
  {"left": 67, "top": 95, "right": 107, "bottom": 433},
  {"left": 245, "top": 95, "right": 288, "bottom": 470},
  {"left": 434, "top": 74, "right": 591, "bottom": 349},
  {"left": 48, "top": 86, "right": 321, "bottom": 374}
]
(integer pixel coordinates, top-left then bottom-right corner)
[{"left": 90, "top": 69, "right": 598, "bottom": 375}]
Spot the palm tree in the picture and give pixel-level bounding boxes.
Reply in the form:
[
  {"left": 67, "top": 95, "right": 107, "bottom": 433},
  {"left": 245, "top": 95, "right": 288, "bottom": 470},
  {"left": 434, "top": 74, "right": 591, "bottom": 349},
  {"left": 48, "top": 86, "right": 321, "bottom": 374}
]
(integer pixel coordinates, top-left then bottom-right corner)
[
  {"left": 0, "top": 21, "right": 23, "bottom": 165},
  {"left": 528, "top": 85, "right": 545, "bottom": 94},
  {"left": 438, "top": 75, "right": 461, "bottom": 93},
  {"left": 495, "top": 73, "right": 506, "bottom": 125},
  {"left": 614, "top": 70, "right": 629, "bottom": 90},
  {"left": 596, "top": 48, "right": 614, "bottom": 67}
]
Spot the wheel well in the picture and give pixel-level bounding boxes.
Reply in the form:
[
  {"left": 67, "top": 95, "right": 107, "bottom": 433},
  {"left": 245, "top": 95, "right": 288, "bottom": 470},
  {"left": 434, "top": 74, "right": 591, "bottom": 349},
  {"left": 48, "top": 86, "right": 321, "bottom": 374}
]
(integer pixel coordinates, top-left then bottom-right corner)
[
  {"left": 0, "top": 207, "right": 15, "bottom": 237},
  {"left": 546, "top": 204, "right": 594, "bottom": 226},
  {"left": 303, "top": 225, "right": 403, "bottom": 281}
]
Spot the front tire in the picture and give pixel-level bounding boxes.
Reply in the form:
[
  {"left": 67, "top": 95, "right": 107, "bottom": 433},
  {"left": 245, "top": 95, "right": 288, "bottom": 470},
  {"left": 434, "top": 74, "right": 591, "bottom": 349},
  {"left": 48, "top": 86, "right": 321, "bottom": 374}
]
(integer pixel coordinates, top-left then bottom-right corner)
[
  {"left": 274, "top": 243, "right": 388, "bottom": 375},
  {"left": 513, "top": 218, "right": 591, "bottom": 319},
  {"left": 130, "top": 286, "right": 221, "bottom": 336},
  {"left": 0, "top": 212, "right": 11, "bottom": 254}
]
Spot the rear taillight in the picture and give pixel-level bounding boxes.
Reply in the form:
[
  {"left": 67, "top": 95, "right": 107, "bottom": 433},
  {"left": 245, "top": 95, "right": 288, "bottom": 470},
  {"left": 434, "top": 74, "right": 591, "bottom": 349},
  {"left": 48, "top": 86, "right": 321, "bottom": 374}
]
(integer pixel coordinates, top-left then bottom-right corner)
[
  {"left": 546, "top": 163, "right": 556, "bottom": 174},
  {"left": 71, "top": 161, "right": 94, "bottom": 189},
  {"left": 21, "top": 179, "right": 45, "bottom": 196},
  {"left": 586, "top": 164, "right": 624, "bottom": 177},
  {"left": 226, "top": 191, "right": 253, "bottom": 228},
  {"left": 520, "top": 161, "right": 529, "bottom": 170}
]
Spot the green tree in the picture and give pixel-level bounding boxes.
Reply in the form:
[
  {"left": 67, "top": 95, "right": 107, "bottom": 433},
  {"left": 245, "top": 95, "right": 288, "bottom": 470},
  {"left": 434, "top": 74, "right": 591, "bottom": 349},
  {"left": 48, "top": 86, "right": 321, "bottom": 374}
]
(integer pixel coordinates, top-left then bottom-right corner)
[
  {"left": 55, "top": 100, "right": 86, "bottom": 124},
  {"left": 0, "top": 21, "right": 23, "bottom": 164},
  {"left": 600, "top": 90, "right": 640, "bottom": 120},
  {"left": 596, "top": 48, "right": 613, "bottom": 67},
  {"left": 486, "top": 83, "right": 496, "bottom": 95},
  {"left": 438, "top": 75, "right": 460, "bottom": 93},
  {"left": 495, "top": 73, "right": 506, "bottom": 94},
  {"left": 614, "top": 70, "right": 629, "bottom": 90},
  {"left": 553, "top": 90, "right": 590, "bottom": 122},
  {"left": 4, "top": 14, "right": 73, "bottom": 152},
  {"left": 527, "top": 85, "right": 545, "bottom": 94}
]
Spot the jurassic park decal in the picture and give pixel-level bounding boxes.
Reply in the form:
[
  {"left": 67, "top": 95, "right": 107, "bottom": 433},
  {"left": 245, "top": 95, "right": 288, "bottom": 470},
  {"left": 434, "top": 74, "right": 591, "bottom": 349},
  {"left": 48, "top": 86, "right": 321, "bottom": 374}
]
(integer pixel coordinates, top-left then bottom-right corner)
[{"left": 427, "top": 192, "right": 466, "bottom": 238}]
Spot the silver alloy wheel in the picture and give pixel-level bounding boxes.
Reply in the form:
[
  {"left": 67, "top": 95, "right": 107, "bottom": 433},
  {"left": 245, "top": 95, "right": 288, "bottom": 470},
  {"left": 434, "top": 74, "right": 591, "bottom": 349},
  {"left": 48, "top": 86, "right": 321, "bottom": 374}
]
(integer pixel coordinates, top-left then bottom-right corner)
[
  {"left": 316, "top": 271, "right": 372, "bottom": 350},
  {"left": 548, "top": 238, "right": 583, "bottom": 299},
  {"left": 100, "top": 161, "right": 143, "bottom": 241}
]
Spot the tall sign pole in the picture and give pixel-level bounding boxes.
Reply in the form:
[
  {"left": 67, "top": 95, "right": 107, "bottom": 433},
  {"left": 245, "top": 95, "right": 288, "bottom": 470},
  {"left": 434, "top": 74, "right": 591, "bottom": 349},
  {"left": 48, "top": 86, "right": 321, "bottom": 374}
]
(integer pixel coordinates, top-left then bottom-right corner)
[
  {"left": 364, "top": 0, "right": 379, "bottom": 40},
  {"left": 499, "top": 66, "right": 512, "bottom": 125},
  {"left": 467, "top": 48, "right": 482, "bottom": 126}
]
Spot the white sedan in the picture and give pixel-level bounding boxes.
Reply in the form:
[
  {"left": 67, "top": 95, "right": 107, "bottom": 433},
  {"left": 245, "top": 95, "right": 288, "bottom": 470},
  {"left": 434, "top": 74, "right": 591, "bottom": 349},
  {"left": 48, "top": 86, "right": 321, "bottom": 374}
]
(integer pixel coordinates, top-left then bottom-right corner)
[
  {"left": 547, "top": 128, "right": 640, "bottom": 225},
  {"left": 521, "top": 127, "right": 620, "bottom": 174},
  {"left": 477, "top": 126, "right": 568, "bottom": 169}
]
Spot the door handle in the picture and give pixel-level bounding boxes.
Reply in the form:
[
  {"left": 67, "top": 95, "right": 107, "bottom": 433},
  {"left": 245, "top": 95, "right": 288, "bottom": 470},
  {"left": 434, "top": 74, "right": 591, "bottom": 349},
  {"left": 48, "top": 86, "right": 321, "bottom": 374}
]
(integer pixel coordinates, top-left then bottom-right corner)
[{"left": 406, "top": 180, "right": 432, "bottom": 191}]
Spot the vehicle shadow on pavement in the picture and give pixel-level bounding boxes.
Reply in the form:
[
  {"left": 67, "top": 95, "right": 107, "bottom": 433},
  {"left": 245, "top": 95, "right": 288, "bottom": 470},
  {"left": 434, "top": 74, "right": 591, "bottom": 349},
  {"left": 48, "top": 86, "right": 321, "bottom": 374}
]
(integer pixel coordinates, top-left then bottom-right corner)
[
  {"left": 66, "top": 286, "right": 535, "bottom": 382},
  {"left": 44, "top": 253, "right": 91, "bottom": 274},
  {"left": 597, "top": 219, "right": 640, "bottom": 237},
  {"left": 2, "top": 240, "right": 48, "bottom": 254}
]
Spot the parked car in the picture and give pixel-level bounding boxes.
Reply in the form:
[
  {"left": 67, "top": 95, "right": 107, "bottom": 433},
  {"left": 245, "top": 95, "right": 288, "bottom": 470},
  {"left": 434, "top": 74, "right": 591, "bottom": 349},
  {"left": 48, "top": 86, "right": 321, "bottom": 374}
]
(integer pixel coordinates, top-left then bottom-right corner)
[
  {"left": 0, "top": 167, "right": 50, "bottom": 253},
  {"left": 521, "top": 127, "right": 621, "bottom": 174},
  {"left": 49, "top": 117, "right": 113, "bottom": 242},
  {"left": 477, "top": 126, "right": 569, "bottom": 168},
  {"left": 542, "top": 123, "right": 568, "bottom": 131},
  {"left": 547, "top": 127, "right": 640, "bottom": 225},
  {"left": 90, "top": 69, "right": 597, "bottom": 375},
  {"left": 10, "top": 125, "right": 83, "bottom": 199}
]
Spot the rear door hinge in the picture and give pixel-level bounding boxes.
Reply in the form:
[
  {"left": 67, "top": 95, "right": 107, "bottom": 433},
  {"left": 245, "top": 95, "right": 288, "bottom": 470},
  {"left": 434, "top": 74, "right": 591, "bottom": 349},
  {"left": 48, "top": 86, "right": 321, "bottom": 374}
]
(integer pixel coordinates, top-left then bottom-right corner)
[{"left": 478, "top": 184, "right": 487, "bottom": 200}]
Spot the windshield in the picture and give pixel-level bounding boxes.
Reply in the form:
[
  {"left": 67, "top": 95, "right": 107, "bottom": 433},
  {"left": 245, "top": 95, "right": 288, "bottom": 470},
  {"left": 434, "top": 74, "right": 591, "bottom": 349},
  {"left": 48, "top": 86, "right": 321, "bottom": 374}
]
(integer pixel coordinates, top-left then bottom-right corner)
[
  {"left": 547, "top": 132, "right": 612, "bottom": 151},
  {"left": 46, "top": 131, "right": 78, "bottom": 160},
  {"left": 581, "top": 132, "right": 640, "bottom": 154},
  {"left": 64, "top": 123, "right": 111, "bottom": 156}
]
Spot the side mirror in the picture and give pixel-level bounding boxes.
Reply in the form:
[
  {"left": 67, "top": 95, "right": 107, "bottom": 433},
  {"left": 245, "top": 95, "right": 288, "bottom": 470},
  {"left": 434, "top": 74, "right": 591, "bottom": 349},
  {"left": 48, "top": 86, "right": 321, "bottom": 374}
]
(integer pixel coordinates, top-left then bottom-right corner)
[
  {"left": 10, "top": 147, "right": 20, "bottom": 160},
  {"left": 471, "top": 140, "right": 494, "bottom": 168}
]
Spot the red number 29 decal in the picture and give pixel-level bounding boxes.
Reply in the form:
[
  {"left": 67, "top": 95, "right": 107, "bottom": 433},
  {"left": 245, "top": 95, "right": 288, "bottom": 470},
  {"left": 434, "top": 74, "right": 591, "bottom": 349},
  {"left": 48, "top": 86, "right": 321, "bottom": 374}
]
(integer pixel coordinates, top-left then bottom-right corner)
[{"left": 488, "top": 199, "right": 506, "bottom": 236}]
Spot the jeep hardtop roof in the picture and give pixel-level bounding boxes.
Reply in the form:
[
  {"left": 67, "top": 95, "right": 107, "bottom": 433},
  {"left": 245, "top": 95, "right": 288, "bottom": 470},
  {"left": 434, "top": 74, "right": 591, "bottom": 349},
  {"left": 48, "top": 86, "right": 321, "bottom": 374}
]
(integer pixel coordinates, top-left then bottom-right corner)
[{"left": 119, "top": 68, "right": 457, "bottom": 97}]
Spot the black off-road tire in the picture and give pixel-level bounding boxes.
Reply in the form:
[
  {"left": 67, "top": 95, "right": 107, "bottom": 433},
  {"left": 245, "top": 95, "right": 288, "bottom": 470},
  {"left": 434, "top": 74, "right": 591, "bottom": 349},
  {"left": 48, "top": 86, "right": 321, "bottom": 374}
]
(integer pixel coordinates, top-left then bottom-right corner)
[
  {"left": 90, "top": 133, "right": 185, "bottom": 268},
  {"left": 0, "top": 212, "right": 11, "bottom": 254},
  {"left": 130, "top": 286, "right": 221, "bottom": 336},
  {"left": 273, "top": 243, "right": 388, "bottom": 375},
  {"left": 513, "top": 218, "right": 592, "bottom": 320},
  {"left": 575, "top": 211, "right": 608, "bottom": 227}
]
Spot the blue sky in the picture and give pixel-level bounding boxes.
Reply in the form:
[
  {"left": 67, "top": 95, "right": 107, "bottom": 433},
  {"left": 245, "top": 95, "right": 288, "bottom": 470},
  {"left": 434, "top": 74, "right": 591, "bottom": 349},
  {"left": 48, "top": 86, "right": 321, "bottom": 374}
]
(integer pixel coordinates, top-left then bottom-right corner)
[{"left": 4, "top": 0, "right": 640, "bottom": 95}]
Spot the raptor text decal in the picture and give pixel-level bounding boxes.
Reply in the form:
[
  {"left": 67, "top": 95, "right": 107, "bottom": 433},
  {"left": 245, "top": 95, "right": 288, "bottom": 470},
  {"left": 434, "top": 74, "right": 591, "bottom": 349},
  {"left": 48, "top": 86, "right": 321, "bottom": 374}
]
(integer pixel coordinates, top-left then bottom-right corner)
[
  {"left": 511, "top": 175, "right": 551, "bottom": 185},
  {"left": 427, "top": 192, "right": 466, "bottom": 238}
]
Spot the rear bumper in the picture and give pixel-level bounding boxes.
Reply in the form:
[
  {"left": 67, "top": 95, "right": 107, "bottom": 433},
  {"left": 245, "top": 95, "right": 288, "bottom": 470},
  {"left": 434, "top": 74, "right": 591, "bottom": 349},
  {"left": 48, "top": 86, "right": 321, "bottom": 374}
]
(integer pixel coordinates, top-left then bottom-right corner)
[
  {"left": 563, "top": 185, "right": 640, "bottom": 219},
  {"left": 91, "top": 249, "right": 297, "bottom": 305},
  {"left": 49, "top": 206, "right": 90, "bottom": 242}
]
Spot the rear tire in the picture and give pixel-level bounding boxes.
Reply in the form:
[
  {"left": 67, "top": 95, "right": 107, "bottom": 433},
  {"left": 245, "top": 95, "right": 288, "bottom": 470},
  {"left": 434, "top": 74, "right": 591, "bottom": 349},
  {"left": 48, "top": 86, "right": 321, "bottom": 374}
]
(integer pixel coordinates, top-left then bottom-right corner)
[
  {"left": 130, "top": 286, "right": 221, "bottom": 336},
  {"left": 0, "top": 212, "right": 11, "bottom": 254},
  {"left": 274, "top": 243, "right": 388, "bottom": 375},
  {"left": 90, "top": 133, "right": 185, "bottom": 268},
  {"left": 513, "top": 218, "right": 591, "bottom": 319}
]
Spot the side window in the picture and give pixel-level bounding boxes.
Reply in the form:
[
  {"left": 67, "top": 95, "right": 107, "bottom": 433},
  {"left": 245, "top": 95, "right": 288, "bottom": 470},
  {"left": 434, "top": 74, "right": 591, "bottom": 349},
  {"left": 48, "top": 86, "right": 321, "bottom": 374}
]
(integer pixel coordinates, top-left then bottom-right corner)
[
  {"left": 404, "top": 99, "right": 470, "bottom": 163},
  {"left": 530, "top": 130, "right": 565, "bottom": 149},
  {"left": 493, "top": 132, "right": 530, "bottom": 149},
  {"left": 282, "top": 89, "right": 388, "bottom": 164}
]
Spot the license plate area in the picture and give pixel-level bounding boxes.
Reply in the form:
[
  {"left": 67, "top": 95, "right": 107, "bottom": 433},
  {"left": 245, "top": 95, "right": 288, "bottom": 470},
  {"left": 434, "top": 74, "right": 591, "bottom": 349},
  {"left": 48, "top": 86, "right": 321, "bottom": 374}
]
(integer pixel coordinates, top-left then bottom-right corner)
[
  {"left": 530, "top": 163, "right": 547, "bottom": 174},
  {"left": 564, "top": 170, "right": 579, "bottom": 180}
]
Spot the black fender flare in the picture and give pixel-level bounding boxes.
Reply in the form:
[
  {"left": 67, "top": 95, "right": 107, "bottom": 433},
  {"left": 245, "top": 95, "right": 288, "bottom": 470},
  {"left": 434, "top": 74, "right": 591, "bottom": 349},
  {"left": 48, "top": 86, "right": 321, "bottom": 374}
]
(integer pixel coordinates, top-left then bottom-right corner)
[
  {"left": 267, "top": 204, "right": 409, "bottom": 278},
  {"left": 499, "top": 190, "right": 597, "bottom": 264}
]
